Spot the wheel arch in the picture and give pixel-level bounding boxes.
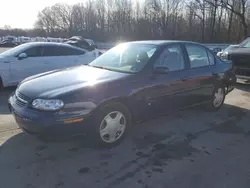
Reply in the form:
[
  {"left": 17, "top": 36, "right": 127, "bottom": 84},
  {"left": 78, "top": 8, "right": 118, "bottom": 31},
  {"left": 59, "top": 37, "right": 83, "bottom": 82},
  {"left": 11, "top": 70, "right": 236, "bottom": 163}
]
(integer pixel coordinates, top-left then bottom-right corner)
[
  {"left": 221, "top": 68, "right": 236, "bottom": 92},
  {"left": 96, "top": 97, "right": 135, "bottom": 121}
]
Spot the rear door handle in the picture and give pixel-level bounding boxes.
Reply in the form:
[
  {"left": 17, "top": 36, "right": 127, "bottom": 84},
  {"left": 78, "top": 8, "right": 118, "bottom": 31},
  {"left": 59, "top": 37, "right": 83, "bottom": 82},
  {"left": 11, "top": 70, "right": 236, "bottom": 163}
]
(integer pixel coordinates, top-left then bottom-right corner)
[
  {"left": 212, "top": 73, "right": 217, "bottom": 75},
  {"left": 4, "top": 61, "right": 10, "bottom": 63}
]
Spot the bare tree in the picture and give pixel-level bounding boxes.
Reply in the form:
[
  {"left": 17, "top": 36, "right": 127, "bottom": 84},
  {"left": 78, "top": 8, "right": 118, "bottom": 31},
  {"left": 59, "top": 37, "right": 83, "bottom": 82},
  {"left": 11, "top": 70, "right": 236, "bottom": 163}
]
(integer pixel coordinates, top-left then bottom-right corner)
[
  {"left": 30, "top": 0, "right": 250, "bottom": 43},
  {"left": 220, "top": 0, "right": 249, "bottom": 38}
]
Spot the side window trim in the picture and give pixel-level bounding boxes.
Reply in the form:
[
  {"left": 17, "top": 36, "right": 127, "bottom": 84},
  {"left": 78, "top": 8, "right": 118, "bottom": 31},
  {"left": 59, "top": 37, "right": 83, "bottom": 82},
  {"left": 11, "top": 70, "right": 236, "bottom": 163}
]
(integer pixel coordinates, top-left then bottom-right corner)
[
  {"left": 180, "top": 43, "right": 189, "bottom": 69},
  {"left": 206, "top": 49, "right": 216, "bottom": 66}
]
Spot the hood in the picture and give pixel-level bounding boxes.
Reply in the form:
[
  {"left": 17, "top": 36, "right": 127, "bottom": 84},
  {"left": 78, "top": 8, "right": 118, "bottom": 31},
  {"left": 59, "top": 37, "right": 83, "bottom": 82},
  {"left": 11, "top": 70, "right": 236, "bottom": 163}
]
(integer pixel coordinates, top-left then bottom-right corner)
[
  {"left": 228, "top": 48, "right": 250, "bottom": 56},
  {"left": 0, "top": 55, "right": 7, "bottom": 59},
  {"left": 18, "top": 65, "right": 130, "bottom": 98}
]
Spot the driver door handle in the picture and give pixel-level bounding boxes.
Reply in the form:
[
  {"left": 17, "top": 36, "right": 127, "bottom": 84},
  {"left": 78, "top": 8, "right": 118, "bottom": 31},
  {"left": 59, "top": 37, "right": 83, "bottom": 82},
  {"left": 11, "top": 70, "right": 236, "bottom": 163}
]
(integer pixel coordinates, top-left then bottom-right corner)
[{"left": 4, "top": 61, "right": 10, "bottom": 63}]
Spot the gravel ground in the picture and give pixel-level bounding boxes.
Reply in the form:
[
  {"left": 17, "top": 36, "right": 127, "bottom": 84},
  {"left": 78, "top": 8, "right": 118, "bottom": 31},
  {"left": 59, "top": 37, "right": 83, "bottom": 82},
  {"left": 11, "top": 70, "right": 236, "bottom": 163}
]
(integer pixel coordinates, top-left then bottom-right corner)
[{"left": 0, "top": 84, "right": 250, "bottom": 188}]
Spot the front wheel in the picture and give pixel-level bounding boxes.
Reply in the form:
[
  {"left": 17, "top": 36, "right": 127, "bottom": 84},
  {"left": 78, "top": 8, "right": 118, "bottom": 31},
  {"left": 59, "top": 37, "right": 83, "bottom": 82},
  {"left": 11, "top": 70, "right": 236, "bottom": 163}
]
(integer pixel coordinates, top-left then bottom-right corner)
[{"left": 90, "top": 103, "right": 131, "bottom": 147}]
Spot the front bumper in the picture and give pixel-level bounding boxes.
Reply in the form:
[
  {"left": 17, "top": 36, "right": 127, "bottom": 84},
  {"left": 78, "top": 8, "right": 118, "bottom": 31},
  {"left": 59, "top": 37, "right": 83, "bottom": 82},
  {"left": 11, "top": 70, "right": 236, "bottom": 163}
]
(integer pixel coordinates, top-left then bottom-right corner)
[
  {"left": 8, "top": 94, "right": 91, "bottom": 136},
  {"left": 235, "top": 67, "right": 250, "bottom": 81},
  {"left": 236, "top": 75, "right": 250, "bottom": 82}
]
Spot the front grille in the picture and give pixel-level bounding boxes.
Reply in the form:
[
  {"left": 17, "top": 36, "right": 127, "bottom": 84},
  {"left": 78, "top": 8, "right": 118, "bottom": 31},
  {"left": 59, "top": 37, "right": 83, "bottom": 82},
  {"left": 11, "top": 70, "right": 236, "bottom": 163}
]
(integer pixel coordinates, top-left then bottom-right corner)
[
  {"left": 231, "top": 55, "right": 250, "bottom": 69},
  {"left": 15, "top": 91, "right": 30, "bottom": 107},
  {"left": 16, "top": 92, "right": 30, "bottom": 101},
  {"left": 235, "top": 69, "right": 250, "bottom": 77},
  {"left": 15, "top": 98, "right": 27, "bottom": 107}
]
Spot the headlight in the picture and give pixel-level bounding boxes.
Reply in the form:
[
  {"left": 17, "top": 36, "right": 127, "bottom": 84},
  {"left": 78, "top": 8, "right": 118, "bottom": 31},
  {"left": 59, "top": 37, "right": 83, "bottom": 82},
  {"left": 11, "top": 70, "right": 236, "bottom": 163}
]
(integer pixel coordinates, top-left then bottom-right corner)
[
  {"left": 220, "top": 51, "right": 228, "bottom": 61},
  {"left": 32, "top": 99, "right": 64, "bottom": 111}
]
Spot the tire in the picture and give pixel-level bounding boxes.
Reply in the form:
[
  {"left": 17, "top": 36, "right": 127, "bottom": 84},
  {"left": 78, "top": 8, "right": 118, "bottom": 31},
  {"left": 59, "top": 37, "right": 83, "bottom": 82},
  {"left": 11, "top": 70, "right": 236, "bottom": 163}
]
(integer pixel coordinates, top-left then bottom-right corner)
[
  {"left": 207, "top": 84, "right": 226, "bottom": 111},
  {"left": 89, "top": 102, "right": 131, "bottom": 147}
]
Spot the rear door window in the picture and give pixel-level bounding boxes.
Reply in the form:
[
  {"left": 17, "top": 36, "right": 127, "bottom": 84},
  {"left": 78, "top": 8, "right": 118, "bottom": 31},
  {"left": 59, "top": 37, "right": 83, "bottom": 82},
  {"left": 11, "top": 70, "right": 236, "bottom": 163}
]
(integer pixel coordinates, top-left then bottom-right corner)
[
  {"left": 185, "top": 44, "right": 209, "bottom": 68},
  {"left": 57, "top": 46, "right": 86, "bottom": 56},
  {"left": 43, "top": 46, "right": 86, "bottom": 56}
]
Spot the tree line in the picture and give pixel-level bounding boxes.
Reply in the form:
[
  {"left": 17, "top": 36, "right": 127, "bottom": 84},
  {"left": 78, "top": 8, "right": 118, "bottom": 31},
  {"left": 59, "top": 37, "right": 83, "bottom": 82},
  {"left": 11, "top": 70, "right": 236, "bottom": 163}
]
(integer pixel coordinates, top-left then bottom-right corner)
[{"left": 1, "top": 0, "right": 250, "bottom": 43}]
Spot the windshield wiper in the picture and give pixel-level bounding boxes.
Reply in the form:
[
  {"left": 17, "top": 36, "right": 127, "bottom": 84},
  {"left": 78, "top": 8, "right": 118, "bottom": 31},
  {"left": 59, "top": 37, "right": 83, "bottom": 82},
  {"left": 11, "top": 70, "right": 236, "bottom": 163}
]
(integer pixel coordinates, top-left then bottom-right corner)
[
  {"left": 88, "top": 64, "right": 111, "bottom": 70},
  {"left": 91, "top": 65, "right": 105, "bottom": 69}
]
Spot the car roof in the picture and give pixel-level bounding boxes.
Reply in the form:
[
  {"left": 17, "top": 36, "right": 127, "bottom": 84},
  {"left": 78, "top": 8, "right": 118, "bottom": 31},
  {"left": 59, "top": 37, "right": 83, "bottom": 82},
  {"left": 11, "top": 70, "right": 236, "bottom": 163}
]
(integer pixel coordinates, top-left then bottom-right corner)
[
  {"left": 24, "top": 42, "right": 78, "bottom": 48},
  {"left": 125, "top": 40, "right": 202, "bottom": 46},
  {"left": 22, "top": 42, "right": 85, "bottom": 50}
]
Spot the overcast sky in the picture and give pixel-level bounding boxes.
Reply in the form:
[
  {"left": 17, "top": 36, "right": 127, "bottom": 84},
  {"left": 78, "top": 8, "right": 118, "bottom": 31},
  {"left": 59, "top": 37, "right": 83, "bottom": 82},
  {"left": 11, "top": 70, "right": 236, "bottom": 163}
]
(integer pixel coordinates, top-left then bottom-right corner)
[{"left": 0, "top": 0, "right": 88, "bottom": 29}]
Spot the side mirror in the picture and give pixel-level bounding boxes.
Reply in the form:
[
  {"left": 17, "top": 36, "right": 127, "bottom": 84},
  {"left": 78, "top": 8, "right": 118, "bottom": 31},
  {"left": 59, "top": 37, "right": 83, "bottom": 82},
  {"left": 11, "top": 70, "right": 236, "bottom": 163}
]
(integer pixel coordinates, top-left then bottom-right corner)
[
  {"left": 88, "top": 44, "right": 96, "bottom": 51},
  {"left": 18, "top": 53, "right": 27, "bottom": 60},
  {"left": 153, "top": 66, "right": 169, "bottom": 74}
]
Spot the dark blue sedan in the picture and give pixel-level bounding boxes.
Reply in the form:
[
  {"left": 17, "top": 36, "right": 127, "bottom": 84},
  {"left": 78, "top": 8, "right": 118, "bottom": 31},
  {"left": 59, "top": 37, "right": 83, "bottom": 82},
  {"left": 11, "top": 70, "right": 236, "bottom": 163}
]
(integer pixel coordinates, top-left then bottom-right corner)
[{"left": 8, "top": 41, "right": 236, "bottom": 146}]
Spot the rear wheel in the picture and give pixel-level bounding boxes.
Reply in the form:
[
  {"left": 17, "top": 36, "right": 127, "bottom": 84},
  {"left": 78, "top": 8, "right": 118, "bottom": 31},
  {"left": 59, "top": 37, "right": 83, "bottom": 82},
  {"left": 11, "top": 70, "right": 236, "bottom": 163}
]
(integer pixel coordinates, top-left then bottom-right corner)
[{"left": 208, "top": 84, "right": 225, "bottom": 111}]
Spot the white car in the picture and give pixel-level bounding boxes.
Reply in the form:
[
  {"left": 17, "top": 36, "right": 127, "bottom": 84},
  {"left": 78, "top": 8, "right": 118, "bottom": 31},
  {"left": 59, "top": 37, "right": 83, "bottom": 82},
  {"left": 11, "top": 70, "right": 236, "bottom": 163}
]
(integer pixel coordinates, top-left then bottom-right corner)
[{"left": 0, "top": 42, "right": 100, "bottom": 88}]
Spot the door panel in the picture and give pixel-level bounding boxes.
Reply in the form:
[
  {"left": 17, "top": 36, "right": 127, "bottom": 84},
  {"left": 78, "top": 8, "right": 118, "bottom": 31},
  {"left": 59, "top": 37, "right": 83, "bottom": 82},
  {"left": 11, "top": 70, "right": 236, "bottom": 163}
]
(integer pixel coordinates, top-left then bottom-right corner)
[
  {"left": 0, "top": 58, "right": 12, "bottom": 86},
  {"left": 132, "top": 44, "right": 190, "bottom": 119},
  {"left": 183, "top": 44, "right": 217, "bottom": 105},
  {"left": 10, "top": 46, "right": 46, "bottom": 84},
  {"left": 131, "top": 70, "right": 190, "bottom": 120},
  {"left": 10, "top": 57, "right": 48, "bottom": 84},
  {"left": 181, "top": 67, "right": 216, "bottom": 105},
  {"left": 148, "top": 71, "right": 190, "bottom": 115}
]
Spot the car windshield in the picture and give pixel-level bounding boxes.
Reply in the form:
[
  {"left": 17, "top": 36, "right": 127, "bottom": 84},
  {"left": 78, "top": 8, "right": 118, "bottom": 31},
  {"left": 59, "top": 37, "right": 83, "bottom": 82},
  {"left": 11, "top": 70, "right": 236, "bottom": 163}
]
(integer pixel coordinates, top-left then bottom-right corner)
[
  {"left": 88, "top": 43, "right": 157, "bottom": 73},
  {"left": 224, "top": 45, "right": 238, "bottom": 52},
  {"left": 239, "top": 38, "right": 250, "bottom": 48},
  {"left": 0, "top": 43, "right": 30, "bottom": 57}
]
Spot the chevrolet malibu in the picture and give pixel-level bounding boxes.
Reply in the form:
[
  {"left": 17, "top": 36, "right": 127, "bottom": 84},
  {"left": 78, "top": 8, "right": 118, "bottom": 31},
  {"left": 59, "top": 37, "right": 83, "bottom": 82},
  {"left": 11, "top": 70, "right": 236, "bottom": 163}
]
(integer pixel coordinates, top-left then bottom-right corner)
[{"left": 8, "top": 41, "right": 236, "bottom": 146}]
